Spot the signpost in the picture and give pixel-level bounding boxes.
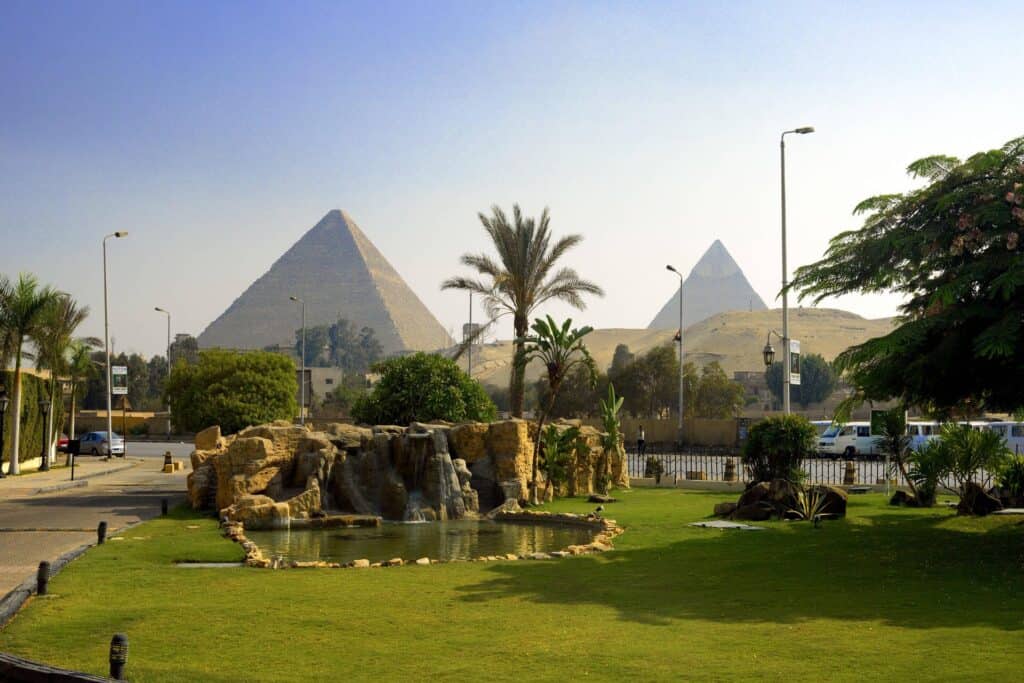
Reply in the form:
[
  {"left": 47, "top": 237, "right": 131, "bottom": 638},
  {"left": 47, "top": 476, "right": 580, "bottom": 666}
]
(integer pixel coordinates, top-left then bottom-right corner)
[
  {"left": 111, "top": 365, "right": 128, "bottom": 395},
  {"left": 788, "top": 339, "right": 801, "bottom": 386}
]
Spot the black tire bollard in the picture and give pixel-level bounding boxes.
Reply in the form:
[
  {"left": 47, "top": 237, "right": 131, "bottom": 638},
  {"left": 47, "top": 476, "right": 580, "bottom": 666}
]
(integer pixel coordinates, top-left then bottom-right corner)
[
  {"left": 97, "top": 521, "right": 108, "bottom": 545},
  {"left": 37, "top": 561, "right": 50, "bottom": 596},
  {"left": 161, "top": 498, "right": 168, "bottom": 516},
  {"left": 109, "top": 633, "right": 128, "bottom": 680}
]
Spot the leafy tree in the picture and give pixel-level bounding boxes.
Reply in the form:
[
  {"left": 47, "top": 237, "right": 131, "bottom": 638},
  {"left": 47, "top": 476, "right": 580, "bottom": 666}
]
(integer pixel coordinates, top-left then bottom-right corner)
[
  {"left": 609, "top": 344, "right": 634, "bottom": 376},
  {"left": 765, "top": 353, "right": 837, "bottom": 409},
  {"left": 291, "top": 319, "right": 383, "bottom": 371},
  {"left": 742, "top": 414, "right": 817, "bottom": 482},
  {"left": 294, "top": 324, "right": 331, "bottom": 366},
  {"left": 169, "top": 334, "right": 199, "bottom": 366},
  {"left": 534, "top": 364, "right": 604, "bottom": 419},
  {"left": 442, "top": 204, "right": 603, "bottom": 417},
  {"left": 519, "top": 316, "right": 595, "bottom": 503},
  {"left": 790, "top": 136, "right": 1024, "bottom": 415},
  {"left": 351, "top": 353, "right": 496, "bottom": 425},
  {"left": 0, "top": 273, "right": 58, "bottom": 473},
  {"left": 164, "top": 349, "right": 298, "bottom": 434},
  {"left": 694, "top": 361, "right": 745, "bottom": 418},
  {"left": 610, "top": 345, "right": 697, "bottom": 419}
]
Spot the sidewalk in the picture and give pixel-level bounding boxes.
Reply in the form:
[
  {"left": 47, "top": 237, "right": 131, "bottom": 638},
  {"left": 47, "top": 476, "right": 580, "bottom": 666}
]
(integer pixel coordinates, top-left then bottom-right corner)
[{"left": 0, "top": 458, "right": 141, "bottom": 499}]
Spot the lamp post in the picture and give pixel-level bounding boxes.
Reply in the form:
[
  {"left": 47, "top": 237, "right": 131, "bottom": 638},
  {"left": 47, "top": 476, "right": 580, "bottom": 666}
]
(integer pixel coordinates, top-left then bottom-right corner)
[
  {"left": 762, "top": 329, "right": 786, "bottom": 411},
  {"left": 154, "top": 307, "right": 171, "bottom": 437},
  {"left": 780, "top": 126, "right": 814, "bottom": 415},
  {"left": 0, "top": 389, "right": 9, "bottom": 478},
  {"left": 38, "top": 397, "right": 51, "bottom": 471},
  {"left": 290, "top": 296, "right": 306, "bottom": 425},
  {"left": 103, "top": 231, "right": 128, "bottom": 454},
  {"left": 666, "top": 264, "right": 684, "bottom": 442}
]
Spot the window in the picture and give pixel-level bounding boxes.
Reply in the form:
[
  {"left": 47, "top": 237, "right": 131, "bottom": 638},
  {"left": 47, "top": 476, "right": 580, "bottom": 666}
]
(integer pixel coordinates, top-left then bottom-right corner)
[
  {"left": 325, "top": 378, "right": 334, "bottom": 385},
  {"left": 857, "top": 426, "right": 870, "bottom": 437},
  {"left": 1013, "top": 426, "right": 1024, "bottom": 438},
  {"left": 906, "top": 426, "right": 919, "bottom": 436}
]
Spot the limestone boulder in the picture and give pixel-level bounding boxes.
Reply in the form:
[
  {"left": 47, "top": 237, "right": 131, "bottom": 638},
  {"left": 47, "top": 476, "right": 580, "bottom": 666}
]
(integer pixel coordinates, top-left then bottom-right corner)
[
  {"left": 237, "top": 422, "right": 309, "bottom": 460},
  {"left": 488, "top": 420, "right": 533, "bottom": 485},
  {"left": 737, "top": 481, "right": 771, "bottom": 508},
  {"left": 324, "top": 423, "right": 372, "bottom": 450},
  {"left": 223, "top": 494, "right": 290, "bottom": 529},
  {"left": 194, "top": 425, "right": 223, "bottom": 451},
  {"left": 449, "top": 423, "right": 489, "bottom": 463},
  {"left": 187, "top": 463, "right": 215, "bottom": 509},
  {"left": 958, "top": 481, "right": 1003, "bottom": 516},
  {"left": 286, "top": 477, "right": 322, "bottom": 519},
  {"left": 808, "top": 485, "right": 848, "bottom": 517},
  {"left": 713, "top": 501, "right": 738, "bottom": 517},
  {"left": 732, "top": 502, "right": 773, "bottom": 521},
  {"left": 452, "top": 458, "right": 473, "bottom": 487}
]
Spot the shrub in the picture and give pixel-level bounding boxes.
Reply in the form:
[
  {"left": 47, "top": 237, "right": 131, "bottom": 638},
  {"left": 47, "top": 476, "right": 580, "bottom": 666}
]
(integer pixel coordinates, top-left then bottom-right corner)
[
  {"left": 540, "top": 424, "right": 579, "bottom": 495},
  {"left": 742, "top": 414, "right": 817, "bottom": 482},
  {"left": 996, "top": 455, "right": 1024, "bottom": 499},
  {"left": 907, "top": 439, "right": 950, "bottom": 507},
  {"left": 351, "top": 353, "right": 497, "bottom": 425},
  {"left": 940, "top": 422, "right": 1011, "bottom": 495},
  {"left": 164, "top": 350, "right": 298, "bottom": 434},
  {"left": 644, "top": 456, "right": 664, "bottom": 482}
]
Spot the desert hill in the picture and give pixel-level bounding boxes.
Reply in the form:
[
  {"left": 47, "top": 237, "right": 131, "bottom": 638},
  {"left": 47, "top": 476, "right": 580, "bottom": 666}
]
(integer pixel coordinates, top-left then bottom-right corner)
[{"left": 459, "top": 308, "right": 894, "bottom": 387}]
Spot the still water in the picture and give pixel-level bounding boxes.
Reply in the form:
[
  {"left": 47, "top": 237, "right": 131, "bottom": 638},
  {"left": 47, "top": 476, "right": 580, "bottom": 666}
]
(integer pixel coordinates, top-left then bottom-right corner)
[{"left": 245, "top": 520, "right": 595, "bottom": 564}]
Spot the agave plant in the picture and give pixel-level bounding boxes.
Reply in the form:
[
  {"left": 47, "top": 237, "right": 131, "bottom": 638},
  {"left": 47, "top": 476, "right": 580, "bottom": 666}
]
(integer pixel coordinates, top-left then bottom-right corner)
[{"left": 786, "top": 485, "right": 831, "bottom": 525}]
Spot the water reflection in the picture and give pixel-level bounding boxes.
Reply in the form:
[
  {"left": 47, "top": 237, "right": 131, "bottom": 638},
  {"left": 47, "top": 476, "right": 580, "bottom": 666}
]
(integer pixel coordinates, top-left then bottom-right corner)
[{"left": 246, "top": 520, "right": 594, "bottom": 564}]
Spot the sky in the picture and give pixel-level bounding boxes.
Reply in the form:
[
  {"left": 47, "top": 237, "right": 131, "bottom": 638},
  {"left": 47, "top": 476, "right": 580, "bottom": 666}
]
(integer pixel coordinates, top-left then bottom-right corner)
[{"left": 2, "top": 0, "right": 1022, "bottom": 358}]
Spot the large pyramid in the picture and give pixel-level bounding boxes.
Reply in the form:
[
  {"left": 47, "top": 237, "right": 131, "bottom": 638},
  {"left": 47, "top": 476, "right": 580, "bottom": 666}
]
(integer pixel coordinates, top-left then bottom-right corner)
[
  {"left": 197, "top": 210, "right": 452, "bottom": 354},
  {"left": 648, "top": 240, "right": 767, "bottom": 329}
]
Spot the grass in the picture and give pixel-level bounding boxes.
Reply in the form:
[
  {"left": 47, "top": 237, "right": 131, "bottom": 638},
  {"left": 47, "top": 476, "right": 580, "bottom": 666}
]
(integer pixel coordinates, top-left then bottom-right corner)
[{"left": 1, "top": 490, "right": 1022, "bottom": 681}]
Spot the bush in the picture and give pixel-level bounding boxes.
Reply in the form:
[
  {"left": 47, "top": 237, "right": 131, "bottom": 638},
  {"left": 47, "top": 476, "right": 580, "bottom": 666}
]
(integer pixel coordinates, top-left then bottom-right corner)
[
  {"left": 1, "top": 371, "right": 66, "bottom": 466},
  {"left": 996, "top": 455, "right": 1024, "bottom": 499},
  {"left": 164, "top": 350, "right": 298, "bottom": 434},
  {"left": 351, "top": 353, "right": 497, "bottom": 425},
  {"left": 644, "top": 456, "right": 664, "bottom": 482},
  {"left": 907, "top": 440, "right": 950, "bottom": 507},
  {"left": 742, "top": 414, "right": 817, "bottom": 482}
]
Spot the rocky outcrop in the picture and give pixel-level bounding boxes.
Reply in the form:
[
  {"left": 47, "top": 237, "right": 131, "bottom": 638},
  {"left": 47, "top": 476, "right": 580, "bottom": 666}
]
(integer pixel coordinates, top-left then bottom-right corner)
[
  {"left": 188, "top": 419, "right": 629, "bottom": 525},
  {"left": 958, "top": 482, "right": 1003, "bottom": 516},
  {"left": 726, "top": 479, "right": 848, "bottom": 521}
]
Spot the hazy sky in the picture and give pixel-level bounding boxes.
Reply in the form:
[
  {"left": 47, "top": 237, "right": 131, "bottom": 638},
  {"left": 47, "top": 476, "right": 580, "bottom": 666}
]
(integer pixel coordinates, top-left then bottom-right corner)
[{"left": 2, "top": 1, "right": 1021, "bottom": 358}]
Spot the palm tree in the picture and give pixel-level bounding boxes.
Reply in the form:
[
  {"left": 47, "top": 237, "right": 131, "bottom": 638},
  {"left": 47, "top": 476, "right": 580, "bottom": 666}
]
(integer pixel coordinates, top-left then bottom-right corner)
[
  {"left": 0, "top": 273, "right": 58, "bottom": 474},
  {"left": 442, "top": 205, "right": 602, "bottom": 417},
  {"left": 33, "top": 294, "right": 94, "bottom": 458},
  {"left": 876, "top": 407, "right": 917, "bottom": 500},
  {"left": 65, "top": 339, "right": 101, "bottom": 442},
  {"left": 519, "top": 316, "right": 595, "bottom": 503}
]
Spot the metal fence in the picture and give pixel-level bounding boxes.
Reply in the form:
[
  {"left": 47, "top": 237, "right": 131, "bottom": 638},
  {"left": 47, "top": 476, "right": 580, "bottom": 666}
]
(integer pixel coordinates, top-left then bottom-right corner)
[{"left": 626, "top": 447, "right": 995, "bottom": 489}]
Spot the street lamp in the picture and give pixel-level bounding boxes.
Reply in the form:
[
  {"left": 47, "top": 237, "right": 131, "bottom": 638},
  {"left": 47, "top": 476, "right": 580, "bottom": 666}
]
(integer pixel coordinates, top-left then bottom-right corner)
[
  {"left": 780, "top": 126, "right": 814, "bottom": 415},
  {"left": 38, "top": 397, "right": 51, "bottom": 471},
  {"left": 290, "top": 296, "right": 306, "bottom": 425},
  {"left": 103, "top": 231, "right": 128, "bottom": 453},
  {"left": 0, "top": 388, "right": 9, "bottom": 478},
  {"left": 666, "top": 264, "right": 684, "bottom": 442},
  {"left": 154, "top": 307, "right": 171, "bottom": 437}
]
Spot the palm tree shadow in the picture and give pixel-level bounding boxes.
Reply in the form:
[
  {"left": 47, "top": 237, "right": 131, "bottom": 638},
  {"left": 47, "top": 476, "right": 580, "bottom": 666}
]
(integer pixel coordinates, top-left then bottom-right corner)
[{"left": 457, "top": 512, "right": 1024, "bottom": 630}]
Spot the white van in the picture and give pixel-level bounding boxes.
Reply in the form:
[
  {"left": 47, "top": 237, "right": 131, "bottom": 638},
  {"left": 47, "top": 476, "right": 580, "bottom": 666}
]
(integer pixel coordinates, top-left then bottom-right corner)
[
  {"left": 983, "top": 422, "right": 1024, "bottom": 455},
  {"left": 818, "top": 421, "right": 880, "bottom": 457},
  {"left": 906, "top": 421, "right": 940, "bottom": 451}
]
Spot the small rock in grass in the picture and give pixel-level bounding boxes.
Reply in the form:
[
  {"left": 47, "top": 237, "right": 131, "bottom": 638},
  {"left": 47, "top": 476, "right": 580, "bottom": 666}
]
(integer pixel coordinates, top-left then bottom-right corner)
[{"left": 415, "top": 557, "right": 430, "bottom": 566}]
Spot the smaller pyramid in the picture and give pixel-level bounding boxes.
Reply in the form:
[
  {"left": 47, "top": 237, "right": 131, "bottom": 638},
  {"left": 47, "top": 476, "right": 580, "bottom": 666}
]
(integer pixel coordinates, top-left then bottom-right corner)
[
  {"left": 648, "top": 240, "right": 766, "bottom": 329},
  {"left": 197, "top": 210, "right": 452, "bottom": 354}
]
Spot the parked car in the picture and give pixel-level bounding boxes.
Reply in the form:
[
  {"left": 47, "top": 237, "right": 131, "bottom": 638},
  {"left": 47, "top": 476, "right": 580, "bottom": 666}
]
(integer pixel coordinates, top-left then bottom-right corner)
[
  {"left": 818, "top": 422, "right": 880, "bottom": 458},
  {"left": 56, "top": 433, "right": 70, "bottom": 452},
  {"left": 78, "top": 431, "right": 125, "bottom": 456}
]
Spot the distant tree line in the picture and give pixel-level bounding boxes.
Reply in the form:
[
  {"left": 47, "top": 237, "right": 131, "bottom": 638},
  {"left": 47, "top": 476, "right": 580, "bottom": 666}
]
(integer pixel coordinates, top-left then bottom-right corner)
[{"left": 492, "top": 342, "right": 747, "bottom": 421}]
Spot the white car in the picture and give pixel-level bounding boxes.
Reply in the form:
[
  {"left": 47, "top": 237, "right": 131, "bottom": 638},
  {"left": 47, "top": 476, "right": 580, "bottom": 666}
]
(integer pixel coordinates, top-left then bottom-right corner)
[
  {"left": 818, "top": 422, "right": 880, "bottom": 458},
  {"left": 78, "top": 431, "right": 125, "bottom": 456}
]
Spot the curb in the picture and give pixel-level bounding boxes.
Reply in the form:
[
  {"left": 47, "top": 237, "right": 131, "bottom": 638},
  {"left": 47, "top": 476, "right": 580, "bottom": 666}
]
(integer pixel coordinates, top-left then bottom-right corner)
[
  {"left": 0, "top": 517, "right": 148, "bottom": 630},
  {"left": 30, "top": 462, "right": 138, "bottom": 496}
]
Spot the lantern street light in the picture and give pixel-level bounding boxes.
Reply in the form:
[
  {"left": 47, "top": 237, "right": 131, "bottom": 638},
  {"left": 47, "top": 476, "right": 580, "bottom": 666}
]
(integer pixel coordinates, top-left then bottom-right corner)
[
  {"left": 0, "top": 389, "right": 9, "bottom": 478},
  {"left": 289, "top": 296, "right": 306, "bottom": 425},
  {"left": 103, "top": 231, "right": 128, "bottom": 453},
  {"left": 666, "top": 264, "right": 685, "bottom": 442},
  {"left": 38, "top": 397, "right": 52, "bottom": 471},
  {"left": 779, "top": 126, "right": 814, "bottom": 415}
]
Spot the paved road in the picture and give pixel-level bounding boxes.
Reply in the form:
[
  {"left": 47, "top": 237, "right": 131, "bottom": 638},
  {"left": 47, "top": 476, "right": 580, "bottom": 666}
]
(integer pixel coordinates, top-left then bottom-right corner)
[{"left": 0, "top": 443, "right": 193, "bottom": 599}]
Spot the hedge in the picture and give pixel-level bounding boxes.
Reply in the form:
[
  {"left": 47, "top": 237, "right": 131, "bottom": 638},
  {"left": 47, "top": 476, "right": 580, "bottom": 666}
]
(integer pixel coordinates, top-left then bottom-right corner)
[{"left": 1, "top": 371, "right": 67, "bottom": 467}]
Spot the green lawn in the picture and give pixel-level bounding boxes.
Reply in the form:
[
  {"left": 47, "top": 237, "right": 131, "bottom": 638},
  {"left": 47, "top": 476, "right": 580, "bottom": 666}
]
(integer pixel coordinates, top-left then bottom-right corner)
[{"left": 1, "top": 490, "right": 1022, "bottom": 681}]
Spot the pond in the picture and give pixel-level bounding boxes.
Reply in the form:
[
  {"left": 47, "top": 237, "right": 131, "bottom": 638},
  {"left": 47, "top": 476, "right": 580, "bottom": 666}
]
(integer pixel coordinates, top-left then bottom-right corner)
[{"left": 245, "top": 520, "right": 596, "bottom": 564}]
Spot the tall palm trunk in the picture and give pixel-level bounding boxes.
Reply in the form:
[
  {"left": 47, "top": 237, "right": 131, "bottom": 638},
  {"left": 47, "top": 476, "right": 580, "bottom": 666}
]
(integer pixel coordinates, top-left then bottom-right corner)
[
  {"left": 9, "top": 351, "right": 22, "bottom": 474},
  {"left": 510, "top": 313, "right": 528, "bottom": 417},
  {"left": 530, "top": 378, "right": 560, "bottom": 504}
]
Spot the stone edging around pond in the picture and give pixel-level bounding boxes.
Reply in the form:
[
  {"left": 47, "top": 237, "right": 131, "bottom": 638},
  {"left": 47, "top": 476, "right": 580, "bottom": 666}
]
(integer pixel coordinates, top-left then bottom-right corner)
[{"left": 221, "top": 511, "right": 624, "bottom": 570}]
